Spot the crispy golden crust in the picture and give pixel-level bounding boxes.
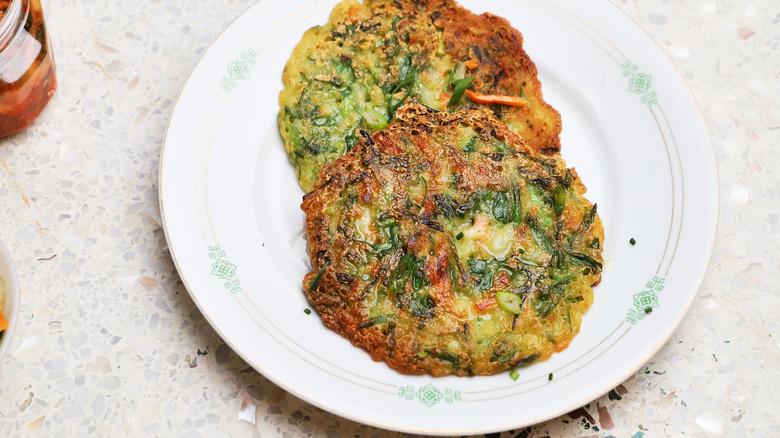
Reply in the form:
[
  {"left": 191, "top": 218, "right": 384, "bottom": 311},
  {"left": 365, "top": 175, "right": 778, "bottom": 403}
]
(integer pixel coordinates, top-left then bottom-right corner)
[
  {"left": 301, "top": 105, "right": 602, "bottom": 376},
  {"left": 279, "top": 0, "right": 562, "bottom": 191},
  {"left": 430, "top": 0, "right": 562, "bottom": 154}
]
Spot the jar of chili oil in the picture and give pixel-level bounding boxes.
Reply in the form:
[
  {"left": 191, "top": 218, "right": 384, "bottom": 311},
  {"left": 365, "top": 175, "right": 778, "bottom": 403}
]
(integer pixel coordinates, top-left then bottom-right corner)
[{"left": 0, "top": 0, "right": 56, "bottom": 137}]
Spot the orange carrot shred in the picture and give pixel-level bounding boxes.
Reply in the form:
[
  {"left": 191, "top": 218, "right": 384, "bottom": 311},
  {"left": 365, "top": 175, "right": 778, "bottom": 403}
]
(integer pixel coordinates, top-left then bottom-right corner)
[
  {"left": 464, "top": 89, "right": 526, "bottom": 107},
  {"left": 465, "top": 59, "right": 479, "bottom": 70},
  {"left": 0, "top": 310, "right": 8, "bottom": 332}
]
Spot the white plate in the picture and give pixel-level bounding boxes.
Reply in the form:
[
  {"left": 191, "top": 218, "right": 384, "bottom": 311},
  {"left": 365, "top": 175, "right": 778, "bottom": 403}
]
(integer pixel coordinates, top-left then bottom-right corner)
[{"left": 159, "top": 0, "right": 717, "bottom": 434}]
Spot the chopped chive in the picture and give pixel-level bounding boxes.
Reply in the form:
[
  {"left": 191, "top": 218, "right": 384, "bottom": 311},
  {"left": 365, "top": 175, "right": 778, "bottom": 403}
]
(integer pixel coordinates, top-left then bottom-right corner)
[
  {"left": 630, "top": 237, "right": 636, "bottom": 245},
  {"left": 417, "top": 350, "right": 430, "bottom": 359},
  {"left": 420, "top": 176, "right": 428, "bottom": 209},
  {"left": 447, "top": 76, "right": 475, "bottom": 107},
  {"left": 510, "top": 369, "right": 520, "bottom": 381},
  {"left": 309, "top": 260, "right": 330, "bottom": 291},
  {"left": 360, "top": 109, "right": 388, "bottom": 130},
  {"left": 519, "top": 84, "right": 526, "bottom": 100},
  {"left": 548, "top": 372, "right": 553, "bottom": 381},
  {"left": 304, "top": 308, "right": 312, "bottom": 315},
  {"left": 456, "top": 232, "right": 464, "bottom": 240},
  {"left": 644, "top": 307, "right": 653, "bottom": 314}
]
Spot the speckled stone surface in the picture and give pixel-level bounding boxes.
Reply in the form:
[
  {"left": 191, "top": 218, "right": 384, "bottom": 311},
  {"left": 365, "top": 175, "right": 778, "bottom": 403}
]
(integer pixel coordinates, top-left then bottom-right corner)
[{"left": 0, "top": 0, "right": 777, "bottom": 436}]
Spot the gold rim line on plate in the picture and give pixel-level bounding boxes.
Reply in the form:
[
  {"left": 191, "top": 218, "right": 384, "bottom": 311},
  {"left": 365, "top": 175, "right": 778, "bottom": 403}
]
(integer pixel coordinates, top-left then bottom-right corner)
[
  {"left": 158, "top": 0, "right": 396, "bottom": 419},
  {"left": 467, "top": 323, "right": 631, "bottom": 402},
  {"left": 518, "top": 0, "right": 680, "bottom": 277},
  {"left": 226, "top": 0, "right": 659, "bottom": 397},
  {"left": 646, "top": 107, "right": 677, "bottom": 276},
  {"left": 204, "top": 97, "right": 231, "bottom": 243},
  {"left": 204, "top": 0, "right": 338, "bottom": 243},
  {"left": 466, "top": 321, "right": 625, "bottom": 394},
  {"left": 200, "top": 0, "right": 399, "bottom": 391},
  {"left": 516, "top": 0, "right": 620, "bottom": 64},
  {"left": 159, "top": 0, "right": 719, "bottom": 434},
  {"left": 458, "top": 0, "right": 715, "bottom": 433},
  {"left": 201, "top": 0, "right": 667, "bottom": 403},
  {"left": 235, "top": 296, "right": 396, "bottom": 395},
  {"left": 252, "top": 0, "right": 328, "bottom": 48},
  {"left": 195, "top": 94, "right": 222, "bottom": 244},
  {"left": 251, "top": 0, "right": 342, "bottom": 76},
  {"left": 658, "top": 105, "right": 687, "bottom": 277},
  {"left": 537, "top": 0, "right": 710, "bottom": 279},
  {"left": 243, "top": 290, "right": 398, "bottom": 389},
  {"left": 601, "top": 0, "right": 721, "bottom": 346}
]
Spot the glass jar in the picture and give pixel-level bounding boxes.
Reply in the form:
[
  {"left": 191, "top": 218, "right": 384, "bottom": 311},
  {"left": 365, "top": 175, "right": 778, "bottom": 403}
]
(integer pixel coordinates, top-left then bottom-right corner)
[{"left": 0, "top": 0, "right": 56, "bottom": 137}]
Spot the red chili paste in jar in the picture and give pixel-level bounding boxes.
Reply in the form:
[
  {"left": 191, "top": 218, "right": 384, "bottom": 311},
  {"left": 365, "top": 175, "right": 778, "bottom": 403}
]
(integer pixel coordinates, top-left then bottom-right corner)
[{"left": 0, "top": 0, "right": 57, "bottom": 137}]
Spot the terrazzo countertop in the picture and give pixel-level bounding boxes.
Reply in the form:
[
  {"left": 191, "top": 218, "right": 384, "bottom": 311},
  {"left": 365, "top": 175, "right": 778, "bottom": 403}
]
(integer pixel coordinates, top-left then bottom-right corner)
[{"left": 0, "top": 0, "right": 778, "bottom": 436}]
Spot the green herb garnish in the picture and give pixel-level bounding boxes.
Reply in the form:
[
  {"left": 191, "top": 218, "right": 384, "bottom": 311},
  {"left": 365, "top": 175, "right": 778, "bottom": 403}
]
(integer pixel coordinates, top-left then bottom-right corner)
[
  {"left": 420, "top": 176, "right": 428, "bottom": 209},
  {"left": 462, "top": 136, "right": 478, "bottom": 153},
  {"left": 553, "top": 185, "right": 565, "bottom": 216},
  {"left": 309, "top": 260, "right": 330, "bottom": 291},
  {"left": 304, "top": 308, "right": 312, "bottom": 315},
  {"left": 510, "top": 369, "right": 520, "bottom": 381},
  {"left": 360, "top": 109, "right": 388, "bottom": 130},
  {"left": 630, "top": 237, "right": 637, "bottom": 245},
  {"left": 448, "top": 76, "right": 475, "bottom": 107},
  {"left": 433, "top": 350, "right": 460, "bottom": 365}
]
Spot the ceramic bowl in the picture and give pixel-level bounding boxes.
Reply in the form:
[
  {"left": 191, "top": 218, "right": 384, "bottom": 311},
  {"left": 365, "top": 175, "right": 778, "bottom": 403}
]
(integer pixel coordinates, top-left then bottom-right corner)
[{"left": 0, "top": 237, "right": 19, "bottom": 362}]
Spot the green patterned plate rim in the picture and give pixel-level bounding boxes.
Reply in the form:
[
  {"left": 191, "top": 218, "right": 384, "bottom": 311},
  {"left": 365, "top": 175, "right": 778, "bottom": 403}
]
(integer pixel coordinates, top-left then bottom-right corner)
[{"left": 159, "top": 0, "right": 717, "bottom": 434}]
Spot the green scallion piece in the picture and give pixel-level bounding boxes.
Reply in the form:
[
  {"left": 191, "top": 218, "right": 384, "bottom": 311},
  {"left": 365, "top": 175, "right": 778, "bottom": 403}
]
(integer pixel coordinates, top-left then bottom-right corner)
[
  {"left": 420, "top": 176, "right": 428, "bottom": 209},
  {"left": 304, "top": 308, "right": 312, "bottom": 315},
  {"left": 553, "top": 185, "right": 565, "bottom": 216},
  {"left": 309, "top": 260, "right": 330, "bottom": 291},
  {"left": 360, "top": 109, "right": 388, "bottom": 130},
  {"left": 417, "top": 350, "right": 430, "bottom": 359},
  {"left": 496, "top": 291, "right": 523, "bottom": 315},
  {"left": 447, "top": 76, "right": 475, "bottom": 107},
  {"left": 453, "top": 61, "right": 466, "bottom": 81},
  {"left": 456, "top": 232, "right": 464, "bottom": 240},
  {"left": 630, "top": 237, "right": 637, "bottom": 245},
  {"left": 510, "top": 369, "right": 520, "bottom": 381},
  {"left": 644, "top": 307, "right": 652, "bottom": 314},
  {"left": 548, "top": 372, "right": 553, "bottom": 381}
]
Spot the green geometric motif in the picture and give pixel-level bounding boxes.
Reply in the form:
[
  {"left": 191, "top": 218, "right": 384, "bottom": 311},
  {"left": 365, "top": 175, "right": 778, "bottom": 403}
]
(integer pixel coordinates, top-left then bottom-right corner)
[
  {"left": 207, "top": 245, "right": 225, "bottom": 259},
  {"left": 417, "top": 384, "right": 443, "bottom": 407},
  {"left": 227, "top": 61, "right": 250, "bottom": 81},
  {"left": 220, "top": 49, "right": 258, "bottom": 92},
  {"left": 224, "top": 279, "right": 242, "bottom": 295},
  {"left": 625, "top": 276, "right": 665, "bottom": 324},
  {"left": 208, "top": 245, "right": 241, "bottom": 294},
  {"left": 211, "top": 258, "right": 237, "bottom": 281},
  {"left": 621, "top": 60, "right": 658, "bottom": 108},
  {"left": 628, "top": 72, "right": 652, "bottom": 94},
  {"left": 633, "top": 289, "right": 659, "bottom": 310},
  {"left": 398, "top": 384, "right": 461, "bottom": 407}
]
